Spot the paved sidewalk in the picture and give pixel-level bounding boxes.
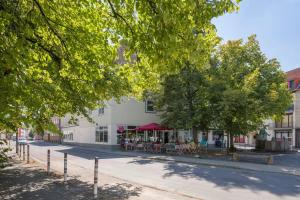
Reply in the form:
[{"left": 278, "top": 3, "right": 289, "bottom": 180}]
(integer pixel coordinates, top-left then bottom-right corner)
[
  {"left": 0, "top": 156, "right": 200, "bottom": 200},
  {"left": 63, "top": 143, "right": 300, "bottom": 176},
  {"left": 1, "top": 161, "right": 153, "bottom": 200}
]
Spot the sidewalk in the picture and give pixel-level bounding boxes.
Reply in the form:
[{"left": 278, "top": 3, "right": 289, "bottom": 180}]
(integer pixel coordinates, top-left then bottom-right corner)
[
  {"left": 67, "top": 144, "right": 300, "bottom": 176},
  {"left": 2, "top": 151, "right": 200, "bottom": 200}
]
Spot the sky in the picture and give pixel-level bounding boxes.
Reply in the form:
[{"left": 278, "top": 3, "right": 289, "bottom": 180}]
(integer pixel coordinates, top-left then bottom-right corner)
[{"left": 213, "top": 0, "right": 300, "bottom": 72}]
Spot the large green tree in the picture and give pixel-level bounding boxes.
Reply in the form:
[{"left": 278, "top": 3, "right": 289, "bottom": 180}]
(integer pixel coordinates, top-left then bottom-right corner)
[
  {"left": 155, "top": 62, "right": 213, "bottom": 144},
  {"left": 212, "top": 35, "right": 292, "bottom": 150},
  {"left": 0, "top": 0, "right": 239, "bottom": 132}
]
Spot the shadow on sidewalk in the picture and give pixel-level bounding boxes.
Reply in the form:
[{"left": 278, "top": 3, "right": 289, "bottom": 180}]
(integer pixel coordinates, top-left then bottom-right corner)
[{"left": 0, "top": 160, "right": 141, "bottom": 200}]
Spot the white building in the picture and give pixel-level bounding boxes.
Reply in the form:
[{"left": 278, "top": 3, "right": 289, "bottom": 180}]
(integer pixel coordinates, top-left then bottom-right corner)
[{"left": 61, "top": 97, "right": 161, "bottom": 147}]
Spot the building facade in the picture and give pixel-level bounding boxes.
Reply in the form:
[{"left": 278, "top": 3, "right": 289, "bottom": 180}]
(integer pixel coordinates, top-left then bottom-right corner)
[
  {"left": 265, "top": 67, "right": 300, "bottom": 148},
  {"left": 61, "top": 97, "right": 161, "bottom": 147}
]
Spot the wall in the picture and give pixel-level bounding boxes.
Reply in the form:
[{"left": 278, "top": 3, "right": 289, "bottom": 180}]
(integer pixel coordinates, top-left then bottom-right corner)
[
  {"left": 110, "top": 97, "right": 161, "bottom": 125},
  {"left": 61, "top": 98, "right": 161, "bottom": 145},
  {"left": 110, "top": 97, "right": 161, "bottom": 145},
  {"left": 61, "top": 105, "right": 113, "bottom": 145}
]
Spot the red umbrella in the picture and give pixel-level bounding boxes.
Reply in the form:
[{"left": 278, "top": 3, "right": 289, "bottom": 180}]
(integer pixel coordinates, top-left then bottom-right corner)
[
  {"left": 117, "top": 126, "right": 125, "bottom": 133},
  {"left": 135, "top": 123, "right": 171, "bottom": 131}
]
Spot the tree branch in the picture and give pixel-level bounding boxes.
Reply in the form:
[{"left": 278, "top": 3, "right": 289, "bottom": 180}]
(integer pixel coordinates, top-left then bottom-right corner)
[
  {"left": 146, "top": 0, "right": 158, "bottom": 14},
  {"left": 32, "top": 0, "right": 70, "bottom": 59},
  {"left": 106, "top": 0, "right": 134, "bottom": 36}
]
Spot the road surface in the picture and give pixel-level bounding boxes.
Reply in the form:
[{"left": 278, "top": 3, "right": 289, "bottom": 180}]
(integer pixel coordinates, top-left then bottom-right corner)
[{"left": 28, "top": 142, "right": 300, "bottom": 200}]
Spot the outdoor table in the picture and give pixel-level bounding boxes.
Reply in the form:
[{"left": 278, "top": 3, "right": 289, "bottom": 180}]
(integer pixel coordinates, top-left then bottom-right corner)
[
  {"left": 136, "top": 143, "right": 144, "bottom": 151},
  {"left": 125, "top": 143, "right": 134, "bottom": 151}
]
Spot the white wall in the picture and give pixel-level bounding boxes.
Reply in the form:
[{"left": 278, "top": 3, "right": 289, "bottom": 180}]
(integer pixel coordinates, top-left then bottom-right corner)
[
  {"left": 61, "top": 105, "right": 112, "bottom": 144},
  {"left": 110, "top": 97, "right": 161, "bottom": 125}
]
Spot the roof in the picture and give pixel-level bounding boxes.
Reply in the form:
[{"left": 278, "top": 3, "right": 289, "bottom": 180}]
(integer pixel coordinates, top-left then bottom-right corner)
[{"left": 286, "top": 67, "right": 300, "bottom": 81}]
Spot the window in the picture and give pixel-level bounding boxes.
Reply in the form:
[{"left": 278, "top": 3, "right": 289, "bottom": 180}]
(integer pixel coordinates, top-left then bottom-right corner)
[
  {"left": 98, "top": 107, "right": 104, "bottom": 116},
  {"left": 95, "top": 126, "right": 108, "bottom": 143},
  {"left": 63, "top": 132, "right": 73, "bottom": 141},
  {"left": 145, "top": 100, "right": 155, "bottom": 112},
  {"left": 275, "top": 130, "right": 292, "bottom": 145},
  {"left": 287, "top": 104, "right": 294, "bottom": 112},
  {"left": 289, "top": 80, "right": 295, "bottom": 89},
  {"left": 212, "top": 130, "right": 224, "bottom": 141},
  {"left": 275, "top": 114, "right": 293, "bottom": 128}
]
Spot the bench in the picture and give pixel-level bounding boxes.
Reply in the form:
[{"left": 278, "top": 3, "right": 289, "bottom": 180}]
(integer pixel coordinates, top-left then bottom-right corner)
[{"left": 233, "top": 153, "right": 274, "bottom": 165}]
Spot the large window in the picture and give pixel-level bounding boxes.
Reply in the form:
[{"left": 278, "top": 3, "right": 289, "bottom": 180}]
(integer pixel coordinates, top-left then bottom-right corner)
[
  {"left": 275, "top": 130, "right": 292, "bottom": 145},
  {"left": 64, "top": 132, "right": 73, "bottom": 141},
  {"left": 95, "top": 126, "right": 108, "bottom": 143},
  {"left": 145, "top": 100, "right": 155, "bottom": 112},
  {"left": 98, "top": 107, "right": 104, "bottom": 116},
  {"left": 275, "top": 114, "right": 293, "bottom": 128}
]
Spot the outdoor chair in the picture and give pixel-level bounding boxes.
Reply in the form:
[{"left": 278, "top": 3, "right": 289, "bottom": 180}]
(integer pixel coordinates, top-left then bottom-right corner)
[
  {"left": 183, "top": 144, "right": 191, "bottom": 154},
  {"left": 176, "top": 144, "right": 185, "bottom": 155},
  {"left": 153, "top": 143, "right": 161, "bottom": 153},
  {"left": 144, "top": 143, "right": 153, "bottom": 153},
  {"left": 199, "top": 139, "right": 208, "bottom": 153},
  {"left": 135, "top": 143, "right": 144, "bottom": 151},
  {"left": 189, "top": 143, "right": 198, "bottom": 154},
  {"left": 125, "top": 143, "right": 134, "bottom": 151},
  {"left": 165, "top": 143, "right": 176, "bottom": 154}
]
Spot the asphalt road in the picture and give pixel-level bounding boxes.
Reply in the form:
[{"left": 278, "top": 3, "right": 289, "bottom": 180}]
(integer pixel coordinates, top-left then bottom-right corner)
[{"left": 28, "top": 142, "right": 300, "bottom": 200}]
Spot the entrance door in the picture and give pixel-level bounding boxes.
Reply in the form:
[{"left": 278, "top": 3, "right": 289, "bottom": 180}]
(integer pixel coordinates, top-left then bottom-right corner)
[
  {"left": 164, "top": 132, "right": 169, "bottom": 144},
  {"left": 296, "top": 129, "right": 300, "bottom": 148}
]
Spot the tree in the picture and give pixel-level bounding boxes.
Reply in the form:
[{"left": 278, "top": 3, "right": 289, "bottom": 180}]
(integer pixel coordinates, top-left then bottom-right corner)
[
  {"left": 155, "top": 62, "right": 213, "bottom": 144},
  {"left": 0, "top": 0, "right": 239, "bottom": 132},
  {"left": 211, "top": 35, "right": 292, "bottom": 150}
]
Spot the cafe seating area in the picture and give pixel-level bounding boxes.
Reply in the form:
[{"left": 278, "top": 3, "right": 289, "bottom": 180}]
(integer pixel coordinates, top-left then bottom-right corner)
[
  {"left": 120, "top": 122, "right": 226, "bottom": 155},
  {"left": 123, "top": 141, "right": 212, "bottom": 155}
]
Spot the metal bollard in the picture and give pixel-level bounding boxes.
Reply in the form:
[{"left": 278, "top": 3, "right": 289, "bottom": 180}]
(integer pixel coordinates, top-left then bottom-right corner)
[
  {"left": 94, "top": 157, "right": 99, "bottom": 198},
  {"left": 23, "top": 144, "right": 25, "bottom": 161},
  {"left": 27, "top": 145, "right": 30, "bottom": 164},
  {"left": 15, "top": 142, "right": 18, "bottom": 153},
  {"left": 64, "top": 153, "right": 67, "bottom": 183},
  {"left": 47, "top": 149, "right": 50, "bottom": 175},
  {"left": 19, "top": 144, "right": 21, "bottom": 157}
]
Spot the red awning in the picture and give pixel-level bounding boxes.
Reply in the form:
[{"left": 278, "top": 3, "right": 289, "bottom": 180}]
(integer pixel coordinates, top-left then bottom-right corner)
[{"left": 135, "top": 123, "right": 170, "bottom": 131}]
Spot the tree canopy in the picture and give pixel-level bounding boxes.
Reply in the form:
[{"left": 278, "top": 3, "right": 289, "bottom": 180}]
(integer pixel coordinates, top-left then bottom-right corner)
[
  {"left": 0, "top": 0, "right": 239, "bottom": 132},
  {"left": 155, "top": 62, "right": 212, "bottom": 143},
  {"left": 155, "top": 35, "right": 291, "bottom": 146},
  {"left": 211, "top": 35, "right": 291, "bottom": 147}
]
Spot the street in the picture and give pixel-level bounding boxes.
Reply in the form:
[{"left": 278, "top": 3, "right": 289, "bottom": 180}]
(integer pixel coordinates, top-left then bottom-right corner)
[{"left": 28, "top": 142, "right": 300, "bottom": 200}]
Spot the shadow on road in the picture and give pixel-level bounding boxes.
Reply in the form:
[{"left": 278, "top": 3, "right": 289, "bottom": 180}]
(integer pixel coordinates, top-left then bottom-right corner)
[
  {"left": 29, "top": 141, "right": 61, "bottom": 147},
  {"left": 129, "top": 157, "right": 300, "bottom": 197},
  {"left": 30, "top": 141, "right": 130, "bottom": 160},
  {"left": 55, "top": 148, "right": 130, "bottom": 160},
  {"left": 0, "top": 160, "right": 141, "bottom": 200}
]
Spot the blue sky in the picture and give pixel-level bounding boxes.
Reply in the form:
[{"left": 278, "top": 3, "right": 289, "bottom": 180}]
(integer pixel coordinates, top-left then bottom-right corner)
[{"left": 213, "top": 0, "right": 300, "bottom": 72}]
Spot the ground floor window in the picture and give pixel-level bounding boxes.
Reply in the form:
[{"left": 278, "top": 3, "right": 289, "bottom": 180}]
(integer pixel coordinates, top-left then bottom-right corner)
[
  {"left": 275, "top": 130, "right": 292, "bottom": 140},
  {"left": 64, "top": 132, "right": 73, "bottom": 141},
  {"left": 96, "top": 126, "right": 108, "bottom": 143},
  {"left": 212, "top": 130, "right": 224, "bottom": 141}
]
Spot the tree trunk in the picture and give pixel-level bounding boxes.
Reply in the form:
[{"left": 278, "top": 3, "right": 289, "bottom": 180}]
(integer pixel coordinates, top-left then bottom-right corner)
[
  {"left": 192, "top": 126, "right": 198, "bottom": 145},
  {"left": 229, "top": 132, "right": 235, "bottom": 152},
  {"left": 15, "top": 129, "right": 19, "bottom": 153}
]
